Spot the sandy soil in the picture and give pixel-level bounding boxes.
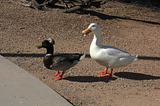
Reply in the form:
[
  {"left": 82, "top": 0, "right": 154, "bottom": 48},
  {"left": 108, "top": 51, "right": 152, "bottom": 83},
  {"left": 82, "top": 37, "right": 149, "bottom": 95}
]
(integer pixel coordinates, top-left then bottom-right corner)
[{"left": 1, "top": 0, "right": 160, "bottom": 106}]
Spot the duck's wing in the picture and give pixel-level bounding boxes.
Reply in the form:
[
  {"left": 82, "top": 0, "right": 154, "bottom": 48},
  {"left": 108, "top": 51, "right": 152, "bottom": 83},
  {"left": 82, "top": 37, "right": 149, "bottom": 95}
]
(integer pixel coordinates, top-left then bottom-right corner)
[
  {"left": 53, "top": 53, "right": 84, "bottom": 61},
  {"left": 101, "top": 46, "right": 137, "bottom": 63},
  {"left": 50, "top": 53, "right": 84, "bottom": 70},
  {"left": 101, "top": 45, "right": 130, "bottom": 58}
]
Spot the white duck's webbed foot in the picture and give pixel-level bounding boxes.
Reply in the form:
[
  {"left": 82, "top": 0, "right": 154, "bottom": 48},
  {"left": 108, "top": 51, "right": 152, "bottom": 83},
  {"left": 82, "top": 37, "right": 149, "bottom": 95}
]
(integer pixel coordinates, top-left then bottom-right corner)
[
  {"left": 97, "top": 67, "right": 108, "bottom": 75},
  {"left": 101, "top": 69, "right": 113, "bottom": 78}
]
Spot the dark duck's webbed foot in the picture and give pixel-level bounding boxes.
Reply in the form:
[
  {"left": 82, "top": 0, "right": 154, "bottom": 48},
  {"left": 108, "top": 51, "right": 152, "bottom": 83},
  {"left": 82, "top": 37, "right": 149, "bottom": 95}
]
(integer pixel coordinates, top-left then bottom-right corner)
[{"left": 53, "top": 72, "right": 65, "bottom": 80}]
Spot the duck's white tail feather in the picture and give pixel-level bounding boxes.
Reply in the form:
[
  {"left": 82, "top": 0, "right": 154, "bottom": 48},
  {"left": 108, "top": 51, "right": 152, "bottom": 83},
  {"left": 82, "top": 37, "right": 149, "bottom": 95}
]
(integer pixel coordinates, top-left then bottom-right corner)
[
  {"left": 79, "top": 54, "right": 85, "bottom": 60},
  {"left": 133, "top": 54, "right": 139, "bottom": 61}
]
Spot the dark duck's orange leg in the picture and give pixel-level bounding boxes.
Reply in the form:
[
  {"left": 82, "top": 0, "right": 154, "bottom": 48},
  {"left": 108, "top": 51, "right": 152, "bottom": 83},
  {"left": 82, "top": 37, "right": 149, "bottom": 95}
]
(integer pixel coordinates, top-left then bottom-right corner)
[
  {"left": 51, "top": 71, "right": 60, "bottom": 76},
  {"left": 53, "top": 72, "right": 65, "bottom": 80}
]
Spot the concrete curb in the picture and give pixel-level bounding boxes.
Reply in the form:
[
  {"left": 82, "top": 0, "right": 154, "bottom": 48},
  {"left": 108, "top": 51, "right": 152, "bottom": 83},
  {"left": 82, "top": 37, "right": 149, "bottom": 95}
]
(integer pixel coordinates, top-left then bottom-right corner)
[{"left": 0, "top": 55, "right": 73, "bottom": 106}]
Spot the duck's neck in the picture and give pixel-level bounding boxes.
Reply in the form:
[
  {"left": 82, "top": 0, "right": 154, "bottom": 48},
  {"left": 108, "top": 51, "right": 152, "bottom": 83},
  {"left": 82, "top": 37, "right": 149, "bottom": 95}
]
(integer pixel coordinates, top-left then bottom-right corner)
[
  {"left": 91, "top": 32, "right": 102, "bottom": 48},
  {"left": 46, "top": 46, "right": 54, "bottom": 55}
]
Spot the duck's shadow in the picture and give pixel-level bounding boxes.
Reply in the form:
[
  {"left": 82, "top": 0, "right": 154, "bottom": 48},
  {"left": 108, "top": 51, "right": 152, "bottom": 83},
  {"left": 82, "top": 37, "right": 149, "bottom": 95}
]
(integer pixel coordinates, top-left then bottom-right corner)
[
  {"left": 64, "top": 72, "right": 160, "bottom": 82},
  {"left": 1, "top": 53, "right": 160, "bottom": 61},
  {"left": 63, "top": 76, "right": 117, "bottom": 82},
  {"left": 114, "top": 72, "right": 160, "bottom": 80}
]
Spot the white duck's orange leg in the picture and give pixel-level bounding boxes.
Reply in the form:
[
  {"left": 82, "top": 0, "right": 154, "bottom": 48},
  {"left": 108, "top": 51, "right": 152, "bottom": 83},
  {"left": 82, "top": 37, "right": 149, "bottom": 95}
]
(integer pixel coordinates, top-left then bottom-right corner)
[
  {"left": 53, "top": 72, "right": 65, "bottom": 80},
  {"left": 97, "top": 67, "right": 108, "bottom": 75},
  {"left": 101, "top": 69, "right": 113, "bottom": 78},
  {"left": 51, "top": 71, "right": 60, "bottom": 76}
]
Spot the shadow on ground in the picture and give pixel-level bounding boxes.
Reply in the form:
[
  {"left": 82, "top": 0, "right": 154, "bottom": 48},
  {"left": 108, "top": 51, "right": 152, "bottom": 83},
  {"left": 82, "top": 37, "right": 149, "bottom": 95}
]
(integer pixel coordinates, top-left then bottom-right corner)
[
  {"left": 114, "top": 72, "right": 160, "bottom": 80},
  {"left": 1, "top": 53, "right": 160, "bottom": 61},
  {"left": 0, "top": 53, "right": 45, "bottom": 57},
  {"left": 64, "top": 76, "right": 117, "bottom": 82},
  {"left": 138, "top": 56, "right": 160, "bottom": 60},
  {"left": 79, "top": 10, "right": 160, "bottom": 25},
  {"left": 109, "top": 0, "right": 160, "bottom": 8}
]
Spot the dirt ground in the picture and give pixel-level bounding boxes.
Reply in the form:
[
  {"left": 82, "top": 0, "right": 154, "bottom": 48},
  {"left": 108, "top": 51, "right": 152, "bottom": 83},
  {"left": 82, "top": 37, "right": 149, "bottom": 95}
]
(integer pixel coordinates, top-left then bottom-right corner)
[{"left": 1, "top": 0, "right": 160, "bottom": 106}]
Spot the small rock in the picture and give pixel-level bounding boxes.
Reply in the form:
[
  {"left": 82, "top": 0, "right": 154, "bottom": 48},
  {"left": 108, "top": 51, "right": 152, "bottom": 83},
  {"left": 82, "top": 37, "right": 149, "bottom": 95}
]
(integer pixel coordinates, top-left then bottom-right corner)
[{"left": 20, "top": 27, "right": 25, "bottom": 30}]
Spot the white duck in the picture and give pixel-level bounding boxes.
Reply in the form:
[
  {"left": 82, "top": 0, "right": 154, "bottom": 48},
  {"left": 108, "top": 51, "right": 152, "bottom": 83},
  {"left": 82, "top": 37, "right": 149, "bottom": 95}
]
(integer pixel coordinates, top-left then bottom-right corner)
[{"left": 82, "top": 23, "right": 138, "bottom": 78}]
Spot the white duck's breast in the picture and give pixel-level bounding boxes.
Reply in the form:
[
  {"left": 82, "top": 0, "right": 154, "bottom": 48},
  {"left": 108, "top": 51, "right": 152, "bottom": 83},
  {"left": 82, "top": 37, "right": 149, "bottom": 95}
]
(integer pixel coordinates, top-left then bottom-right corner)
[{"left": 90, "top": 45, "right": 110, "bottom": 66}]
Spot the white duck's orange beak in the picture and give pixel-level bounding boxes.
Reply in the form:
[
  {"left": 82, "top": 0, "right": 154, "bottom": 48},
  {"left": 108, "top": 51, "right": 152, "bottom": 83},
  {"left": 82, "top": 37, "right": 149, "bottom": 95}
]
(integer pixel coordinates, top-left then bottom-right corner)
[{"left": 82, "top": 28, "right": 91, "bottom": 37}]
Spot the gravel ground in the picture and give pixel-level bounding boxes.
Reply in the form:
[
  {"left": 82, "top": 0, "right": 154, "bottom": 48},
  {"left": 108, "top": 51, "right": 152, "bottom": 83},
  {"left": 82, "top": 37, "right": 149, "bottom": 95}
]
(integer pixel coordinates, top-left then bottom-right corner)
[{"left": 1, "top": 0, "right": 160, "bottom": 106}]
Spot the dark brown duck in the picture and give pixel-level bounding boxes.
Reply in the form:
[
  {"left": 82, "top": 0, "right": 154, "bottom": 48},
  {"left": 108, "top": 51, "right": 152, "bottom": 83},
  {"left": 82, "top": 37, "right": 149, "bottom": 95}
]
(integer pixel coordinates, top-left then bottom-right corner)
[{"left": 36, "top": 38, "right": 85, "bottom": 80}]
